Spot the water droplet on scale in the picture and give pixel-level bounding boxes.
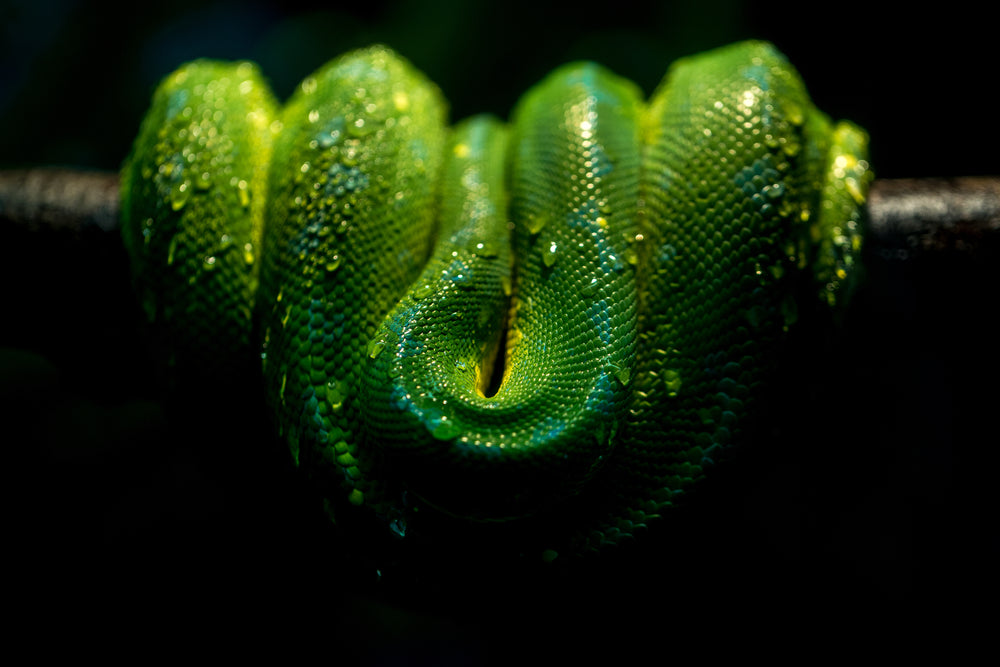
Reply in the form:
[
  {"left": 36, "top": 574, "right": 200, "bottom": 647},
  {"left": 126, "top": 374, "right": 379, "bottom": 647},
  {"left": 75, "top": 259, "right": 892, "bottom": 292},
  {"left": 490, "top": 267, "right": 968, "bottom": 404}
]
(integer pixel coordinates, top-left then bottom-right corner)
[
  {"left": 167, "top": 235, "right": 179, "bottom": 265},
  {"left": 543, "top": 241, "right": 558, "bottom": 267},
  {"left": 527, "top": 214, "right": 549, "bottom": 235},
  {"left": 348, "top": 117, "right": 374, "bottom": 138},
  {"left": 326, "top": 379, "right": 348, "bottom": 411},
  {"left": 367, "top": 337, "right": 386, "bottom": 359},
  {"left": 236, "top": 179, "right": 250, "bottom": 208},
  {"left": 317, "top": 116, "right": 345, "bottom": 149},
  {"left": 431, "top": 416, "right": 461, "bottom": 441},
  {"left": 473, "top": 241, "right": 498, "bottom": 258},
  {"left": 389, "top": 517, "right": 407, "bottom": 538},
  {"left": 413, "top": 282, "right": 434, "bottom": 300},
  {"left": 171, "top": 181, "right": 191, "bottom": 210}
]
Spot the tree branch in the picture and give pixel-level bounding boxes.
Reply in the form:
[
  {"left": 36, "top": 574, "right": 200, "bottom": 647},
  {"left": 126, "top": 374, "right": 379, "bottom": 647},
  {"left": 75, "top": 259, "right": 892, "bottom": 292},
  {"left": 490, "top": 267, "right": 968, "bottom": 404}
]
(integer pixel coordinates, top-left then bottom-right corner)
[
  {"left": 1, "top": 168, "right": 998, "bottom": 250},
  {"left": 0, "top": 168, "right": 119, "bottom": 233},
  {"left": 866, "top": 176, "right": 1000, "bottom": 255}
]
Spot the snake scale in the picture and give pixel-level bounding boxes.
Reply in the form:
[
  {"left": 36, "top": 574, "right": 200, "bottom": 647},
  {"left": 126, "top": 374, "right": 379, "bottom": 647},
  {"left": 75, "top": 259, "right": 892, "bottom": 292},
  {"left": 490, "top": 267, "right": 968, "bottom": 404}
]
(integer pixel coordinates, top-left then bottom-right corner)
[{"left": 120, "top": 41, "right": 870, "bottom": 559}]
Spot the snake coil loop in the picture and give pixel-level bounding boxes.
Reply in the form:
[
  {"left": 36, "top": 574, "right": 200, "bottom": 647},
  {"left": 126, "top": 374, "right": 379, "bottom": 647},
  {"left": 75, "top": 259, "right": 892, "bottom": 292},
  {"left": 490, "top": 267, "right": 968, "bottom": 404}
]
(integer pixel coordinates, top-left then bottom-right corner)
[{"left": 121, "top": 40, "right": 870, "bottom": 558}]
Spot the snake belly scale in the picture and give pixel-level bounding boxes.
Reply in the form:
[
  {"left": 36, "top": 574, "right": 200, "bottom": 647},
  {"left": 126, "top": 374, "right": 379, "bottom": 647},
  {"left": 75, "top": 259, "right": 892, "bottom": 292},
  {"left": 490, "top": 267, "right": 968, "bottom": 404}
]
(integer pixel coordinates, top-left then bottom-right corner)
[{"left": 120, "top": 41, "right": 870, "bottom": 558}]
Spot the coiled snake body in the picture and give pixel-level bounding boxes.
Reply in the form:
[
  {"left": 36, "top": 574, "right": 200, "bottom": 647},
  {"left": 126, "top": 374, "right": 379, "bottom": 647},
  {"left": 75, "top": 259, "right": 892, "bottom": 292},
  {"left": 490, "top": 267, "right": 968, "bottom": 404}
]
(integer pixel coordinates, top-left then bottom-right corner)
[{"left": 121, "top": 41, "right": 870, "bottom": 558}]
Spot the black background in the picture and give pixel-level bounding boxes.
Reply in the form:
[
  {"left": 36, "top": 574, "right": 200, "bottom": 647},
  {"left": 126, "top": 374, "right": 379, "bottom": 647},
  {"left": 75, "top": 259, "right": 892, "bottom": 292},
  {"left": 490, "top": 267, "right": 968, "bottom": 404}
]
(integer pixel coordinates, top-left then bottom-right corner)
[
  {"left": 2, "top": 0, "right": 995, "bottom": 179},
  {"left": 2, "top": 0, "right": 989, "bottom": 658}
]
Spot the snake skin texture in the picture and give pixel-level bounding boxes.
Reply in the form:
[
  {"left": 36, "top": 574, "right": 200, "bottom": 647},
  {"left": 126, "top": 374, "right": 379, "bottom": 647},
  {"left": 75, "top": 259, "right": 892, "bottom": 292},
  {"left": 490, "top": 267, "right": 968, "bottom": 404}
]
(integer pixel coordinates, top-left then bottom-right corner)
[{"left": 120, "top": 41, "right": 870, "bottom": 559}]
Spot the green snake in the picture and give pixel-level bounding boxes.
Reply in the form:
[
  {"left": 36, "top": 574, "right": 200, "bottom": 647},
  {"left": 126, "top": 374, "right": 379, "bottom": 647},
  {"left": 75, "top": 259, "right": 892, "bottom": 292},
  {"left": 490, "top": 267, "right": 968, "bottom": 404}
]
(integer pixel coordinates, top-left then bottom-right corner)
[{"left": 120, "top": 41, "right": 870, "bottom": 559}]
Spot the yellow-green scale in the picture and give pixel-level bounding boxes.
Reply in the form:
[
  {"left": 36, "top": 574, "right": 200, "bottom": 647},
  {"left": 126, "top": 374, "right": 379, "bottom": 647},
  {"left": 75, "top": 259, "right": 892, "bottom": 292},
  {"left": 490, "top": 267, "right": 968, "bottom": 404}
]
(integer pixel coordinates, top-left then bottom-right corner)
[{"left": 121, "top": 60, "right": 277, "bottom": 379}]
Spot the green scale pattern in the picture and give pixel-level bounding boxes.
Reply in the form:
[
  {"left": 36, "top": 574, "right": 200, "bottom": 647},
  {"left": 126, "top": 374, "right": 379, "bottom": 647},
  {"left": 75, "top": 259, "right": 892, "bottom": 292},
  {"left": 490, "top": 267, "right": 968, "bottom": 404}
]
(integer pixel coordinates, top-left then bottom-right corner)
[
  {"left": 257, "top": 48, "right": 449, "bottom": 517},
  {"left": 362, "top": 64, "right": 643, "bottom": 521},
  {"left": 578, "top": 42, "right": 860, "bottom": 549},
  {"left": 121, "top": 41, "right": 871, "bottom": 557}
]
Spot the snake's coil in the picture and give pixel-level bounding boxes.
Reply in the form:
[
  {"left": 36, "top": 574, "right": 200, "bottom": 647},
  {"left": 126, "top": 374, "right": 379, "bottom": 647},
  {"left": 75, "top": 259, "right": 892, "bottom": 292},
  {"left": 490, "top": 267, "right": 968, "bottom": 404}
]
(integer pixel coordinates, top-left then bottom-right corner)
[{"left": 121, "top": 41, "right": 870, "bottom": 558}]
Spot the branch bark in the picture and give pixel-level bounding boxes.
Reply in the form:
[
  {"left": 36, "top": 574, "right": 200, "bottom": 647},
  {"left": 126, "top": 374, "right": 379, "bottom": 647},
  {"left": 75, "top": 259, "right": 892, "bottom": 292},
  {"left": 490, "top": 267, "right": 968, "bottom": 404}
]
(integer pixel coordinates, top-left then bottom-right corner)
[
  {"left": 866, "top": 176, "right": 1000, "bottom": 256},
  {"left": 0, "top": 168, "right": 119, "bottom": 233},
  {"left": 1, "top": 168, "right": 998, "bottom": 248}
]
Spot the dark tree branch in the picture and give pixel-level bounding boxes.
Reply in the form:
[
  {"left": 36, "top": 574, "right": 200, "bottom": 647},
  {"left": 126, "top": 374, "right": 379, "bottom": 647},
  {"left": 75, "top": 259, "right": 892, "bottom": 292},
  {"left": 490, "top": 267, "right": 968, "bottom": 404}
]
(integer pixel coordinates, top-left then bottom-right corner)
[
  {"left": 0, "top": 168, "right": 120, "bottom": 233},
  {"left": 867, "top": 176, "right": 1000, "bottom": 256},
  {"left": 1, "top": 168, "right": 998, "bottom": 248}
]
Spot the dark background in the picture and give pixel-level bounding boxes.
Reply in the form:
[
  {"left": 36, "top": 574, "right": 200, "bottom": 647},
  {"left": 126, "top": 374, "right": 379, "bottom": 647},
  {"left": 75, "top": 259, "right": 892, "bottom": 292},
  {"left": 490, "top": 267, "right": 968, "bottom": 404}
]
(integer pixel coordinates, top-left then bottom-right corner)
[
  {"left": 2, "top": 0, "right": 989, "bottom": 657},
  {"left": 2, "top": 0, "right": 995, "bottom": 179}
]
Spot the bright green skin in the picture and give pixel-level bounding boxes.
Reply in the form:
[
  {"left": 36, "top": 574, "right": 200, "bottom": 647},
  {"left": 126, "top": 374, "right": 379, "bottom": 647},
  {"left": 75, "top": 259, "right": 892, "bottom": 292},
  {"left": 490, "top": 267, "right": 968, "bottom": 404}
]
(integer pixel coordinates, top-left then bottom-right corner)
[
  {"left": 121, "top": 61, "right": 277, "bottom": 379},
  {"left": 121, "top": 41, "right": 870, "bottom": 558}
]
